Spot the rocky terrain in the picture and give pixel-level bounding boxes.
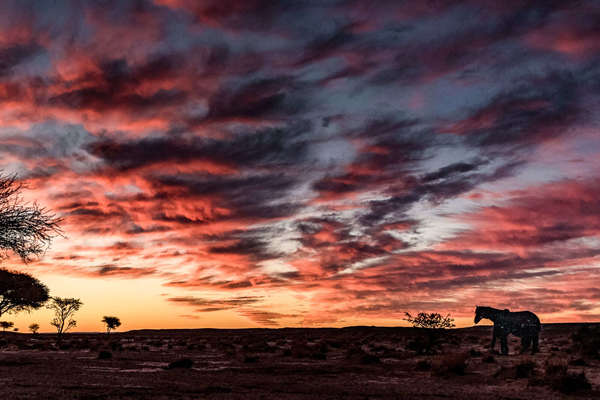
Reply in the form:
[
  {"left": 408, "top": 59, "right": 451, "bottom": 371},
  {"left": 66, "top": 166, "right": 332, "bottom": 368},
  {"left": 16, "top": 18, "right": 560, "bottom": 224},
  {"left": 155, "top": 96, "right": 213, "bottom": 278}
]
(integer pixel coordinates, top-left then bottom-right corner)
[{"left": 0, "top": 324, "right": 598, "bottom": 399}]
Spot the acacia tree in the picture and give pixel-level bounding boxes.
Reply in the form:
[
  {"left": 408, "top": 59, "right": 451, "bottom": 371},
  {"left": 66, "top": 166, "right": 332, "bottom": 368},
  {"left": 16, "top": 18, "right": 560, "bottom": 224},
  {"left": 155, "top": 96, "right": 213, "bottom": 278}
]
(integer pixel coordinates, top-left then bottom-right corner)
[
  {"left": 0, "top": 268, "right": 50, "bottom": 319},
  {"left": 0, "top": 321, "right": 13, "bottom": 331},
  {"left": 404, "top": 312, "right": 455, "bottom": 329},
  {"left": 0, "top": 174, "right": 62, "bottom": 261},
  {"left": 101, "top": 316, "right": 121, "bottom": 334},
  {"left": 28, "top": 323, "right": 39, "bottom": 334},
  {"left": 47, "top": 297, "right": 82, "bottom": 338}
]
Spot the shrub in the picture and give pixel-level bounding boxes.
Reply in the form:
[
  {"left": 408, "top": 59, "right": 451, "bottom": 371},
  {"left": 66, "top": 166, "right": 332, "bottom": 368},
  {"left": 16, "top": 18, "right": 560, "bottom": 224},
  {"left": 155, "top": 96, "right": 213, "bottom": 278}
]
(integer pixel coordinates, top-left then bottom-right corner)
[
  {"left": 404, "top": 312, "right": 455, "bottom": 329},
  {"left": 570, "top": 325, "right": 600, "bottom": 359},
  {"left": 515, "top": 360, "right": 536, "bottom": 379},
  {"left": 552, "top": 372, "right": 591, "bottom": 394},
  {"left": 544, "top": 358, "right": 568, "bottom": 377},
  {"left": 432, "top": 353, "right": 468, "bottom": 376},
  {"left": 98, "top": 350, "right": 112, "bottom": 360}
]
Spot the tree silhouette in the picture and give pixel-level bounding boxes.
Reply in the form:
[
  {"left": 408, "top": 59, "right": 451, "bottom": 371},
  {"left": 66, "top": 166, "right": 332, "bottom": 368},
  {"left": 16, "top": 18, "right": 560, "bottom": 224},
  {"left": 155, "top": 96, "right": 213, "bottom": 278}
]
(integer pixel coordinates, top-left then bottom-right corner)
[
  {"left": 28, "top": 323, "right": 39, "bottom": 334},
  {"left": 0, "top": 321, "right": 13, "bottom": 331},
  {"left": 0, "top": 174, "right": 62, "bottom": 261},
  {"left": 0, "top": 268, "right": 49, "bottom": 318},
  {"left": 47, "top": 297, "right": 82, "bottom": 338},
  {"left": 101, "top": 316, "right": 121, "bottom": 334},
  {"left": 404, "top": 312, "right": 455, "bottom": 329}
]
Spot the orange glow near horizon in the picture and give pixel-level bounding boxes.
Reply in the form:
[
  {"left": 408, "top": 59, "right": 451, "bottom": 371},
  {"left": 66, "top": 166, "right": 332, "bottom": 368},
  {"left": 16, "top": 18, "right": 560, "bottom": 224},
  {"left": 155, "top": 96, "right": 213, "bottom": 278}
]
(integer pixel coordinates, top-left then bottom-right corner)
[{"left": 0, "top": 1, "right": 599, "bottom": 330}]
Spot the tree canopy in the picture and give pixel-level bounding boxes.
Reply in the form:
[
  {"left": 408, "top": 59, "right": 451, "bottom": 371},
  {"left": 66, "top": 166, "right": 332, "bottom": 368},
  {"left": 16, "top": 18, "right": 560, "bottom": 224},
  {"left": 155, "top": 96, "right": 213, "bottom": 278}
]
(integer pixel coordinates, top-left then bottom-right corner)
[
  {"left": 0, "top": 174, "right": 62, "bottom": 261},
  {"left": 28, "top": 323, "right": 39, "bottom": 334},
  {"left": 0, "top": 268, "right": 50, "bottom": 317},
  {"left": 404, "top": 312, "right": 455, "bottom": 329},
  {"left": 47, "top": 297, "right": 82, "bottom": 336},
  {"left": 102, "top": 316, "right": 121, "bottom": 334},
  {"left": 0, "top": 321, "right": 14, "bottom": 331}
]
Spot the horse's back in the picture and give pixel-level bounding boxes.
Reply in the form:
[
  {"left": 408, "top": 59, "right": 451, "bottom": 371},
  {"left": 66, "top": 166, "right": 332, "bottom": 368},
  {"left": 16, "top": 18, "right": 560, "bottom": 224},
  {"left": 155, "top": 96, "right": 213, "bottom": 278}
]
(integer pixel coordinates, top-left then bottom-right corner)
[{"left": 506, "top": 311, "right": 541, "bottom": 333}]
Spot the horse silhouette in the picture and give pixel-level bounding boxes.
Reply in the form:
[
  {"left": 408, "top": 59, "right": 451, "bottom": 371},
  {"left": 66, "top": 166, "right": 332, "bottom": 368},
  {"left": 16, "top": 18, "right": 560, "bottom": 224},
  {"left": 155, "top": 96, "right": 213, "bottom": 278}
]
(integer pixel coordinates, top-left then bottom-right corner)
[{"left": 474, "top": 306, "right": 540, "bottom": 355}]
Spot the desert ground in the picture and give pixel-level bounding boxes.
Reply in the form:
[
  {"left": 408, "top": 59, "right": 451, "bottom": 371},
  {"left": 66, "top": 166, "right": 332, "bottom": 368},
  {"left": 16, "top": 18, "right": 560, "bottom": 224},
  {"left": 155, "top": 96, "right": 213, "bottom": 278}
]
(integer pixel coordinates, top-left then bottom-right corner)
[{"left": 0, "top": 324, "right": 598, "bottom": 399}]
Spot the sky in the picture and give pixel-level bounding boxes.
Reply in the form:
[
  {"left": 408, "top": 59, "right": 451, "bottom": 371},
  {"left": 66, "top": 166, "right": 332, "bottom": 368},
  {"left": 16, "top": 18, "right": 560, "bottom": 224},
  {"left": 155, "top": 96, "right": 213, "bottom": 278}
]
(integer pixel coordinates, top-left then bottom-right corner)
[{"left": 1, "top": 0, "right": 600, "bottom": 332}]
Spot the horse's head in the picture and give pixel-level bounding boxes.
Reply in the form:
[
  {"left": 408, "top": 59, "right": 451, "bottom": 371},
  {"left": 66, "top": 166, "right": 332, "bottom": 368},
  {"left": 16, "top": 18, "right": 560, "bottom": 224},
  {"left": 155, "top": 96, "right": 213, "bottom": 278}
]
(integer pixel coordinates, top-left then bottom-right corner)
[{"left": 474, "top": 305, "right": 482, "bottom": 324}]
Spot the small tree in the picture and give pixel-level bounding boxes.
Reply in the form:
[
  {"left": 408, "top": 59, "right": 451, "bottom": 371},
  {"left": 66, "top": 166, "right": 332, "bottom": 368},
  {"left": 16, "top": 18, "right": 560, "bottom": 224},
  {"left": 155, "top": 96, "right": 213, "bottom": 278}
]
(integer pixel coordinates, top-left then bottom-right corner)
[
  {"left": 28, "top": 323, "right": 39, "bottom": 334},
  {"left": 0, "top": 268, "right": 50, "bottom": 318},
  {"left": 404, "top": 312, "right": 456, "bottom": 355},
  {"left": 47, "top": 297, "right": 82, "bottom": 339},
  {"left": 101, "top": 316, "right": 121, "bottom": 334},
  {"left": 404, "top": 312, "right": 455, "bottom": 329},
  {"left": 0, "top": 321, "right": 14, "bottom": 331},
  {"left": 0, "top": 174, "right": 62, "bottom": 261}
]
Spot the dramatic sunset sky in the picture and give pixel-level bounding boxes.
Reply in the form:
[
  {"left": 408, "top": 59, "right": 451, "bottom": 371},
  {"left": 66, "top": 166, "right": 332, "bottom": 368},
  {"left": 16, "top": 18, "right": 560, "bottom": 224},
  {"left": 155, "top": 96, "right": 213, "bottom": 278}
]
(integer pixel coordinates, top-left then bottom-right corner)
[{"left": 1, "top": 1, "right": 600, "bottom": 332}]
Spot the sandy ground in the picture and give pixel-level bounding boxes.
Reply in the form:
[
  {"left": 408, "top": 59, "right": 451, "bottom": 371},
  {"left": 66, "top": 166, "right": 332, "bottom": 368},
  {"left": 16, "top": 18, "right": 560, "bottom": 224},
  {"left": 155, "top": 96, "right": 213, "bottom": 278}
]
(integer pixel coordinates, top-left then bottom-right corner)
[{"left": 0, "top": 324, "right": 597, "bottom": 399}]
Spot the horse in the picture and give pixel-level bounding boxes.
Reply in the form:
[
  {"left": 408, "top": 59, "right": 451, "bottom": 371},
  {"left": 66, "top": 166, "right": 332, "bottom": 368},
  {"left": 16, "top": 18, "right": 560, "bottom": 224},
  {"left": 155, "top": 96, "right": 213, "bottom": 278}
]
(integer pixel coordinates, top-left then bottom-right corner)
[{"left": 474, "top": 306, "right": 540, "bottom": 355}]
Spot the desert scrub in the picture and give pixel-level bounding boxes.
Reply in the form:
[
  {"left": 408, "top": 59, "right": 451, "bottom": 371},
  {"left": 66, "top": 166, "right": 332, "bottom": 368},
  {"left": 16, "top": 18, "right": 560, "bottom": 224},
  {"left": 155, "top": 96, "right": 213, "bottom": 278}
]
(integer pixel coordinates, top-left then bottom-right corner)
[
  {"left": 552, "top": 372, "right": 592, "bottom": 394},
  {"left": 571, "top": 325, "right": 600, "bottom": 359},
  {"left": 431, "top": 353, "right": 469, "bottom": 376},
  {"left": 529, "top": 357, "right": 592, "bottom": 394},
  {"left": 544, "top": 357, "right": 568, "bottom": 377},
  {"left": 515, "top": 359, "right": 536, "bottom": 379}
]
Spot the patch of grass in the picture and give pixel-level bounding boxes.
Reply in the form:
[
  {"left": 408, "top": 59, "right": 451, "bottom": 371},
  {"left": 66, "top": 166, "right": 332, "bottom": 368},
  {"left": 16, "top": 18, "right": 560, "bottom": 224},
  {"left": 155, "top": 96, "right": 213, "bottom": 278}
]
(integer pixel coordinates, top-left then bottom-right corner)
[{"left": 97, "top": 350, "right": 112, "bottom": 360}]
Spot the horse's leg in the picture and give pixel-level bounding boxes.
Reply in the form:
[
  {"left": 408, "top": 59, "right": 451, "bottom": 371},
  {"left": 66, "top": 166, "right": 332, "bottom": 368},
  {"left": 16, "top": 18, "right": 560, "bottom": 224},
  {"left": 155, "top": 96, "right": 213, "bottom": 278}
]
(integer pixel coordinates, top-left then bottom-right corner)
[
  {"left": 490, "top": 328, "right": 496, "bottom": 351},
  {"left": 531, "top": 334, "right": 539, "bottom": 354},
  {"left": 520, "top": 336, "right": 530, "bottom": 353},
  {"left": 500, "top": 334, "right": 508, "bottom": 355}
]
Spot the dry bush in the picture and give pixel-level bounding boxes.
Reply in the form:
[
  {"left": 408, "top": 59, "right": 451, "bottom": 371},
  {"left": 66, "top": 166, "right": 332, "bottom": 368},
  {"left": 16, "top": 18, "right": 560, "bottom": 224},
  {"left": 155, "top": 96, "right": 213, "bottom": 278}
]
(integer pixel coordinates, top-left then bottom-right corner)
[
  {"left": 529, "top": 357, "right": 592, "bottom": 394},
  {"left": 571, "top": 325, "right": 600, "bottom": 359},
  {"left": 495, "top": 359, "right": 536, "bottom": 380},
  {"left": 98, "top": 350, "right": 112, "bottom": 360},
  {"left": 345, "top": 346, "right": 380, "bottom": 364},
  {"left": 515, "top": 359, "right": 536, "bottom": 379},
  {"left": 552, "top": 372, "right": 592, "bottom": 394},
  {"left": 544, "top": 357, "right": 568, "bottom": 378},
  {"left": 431, "top": 353, "right": 469, "bottom": 376}
]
